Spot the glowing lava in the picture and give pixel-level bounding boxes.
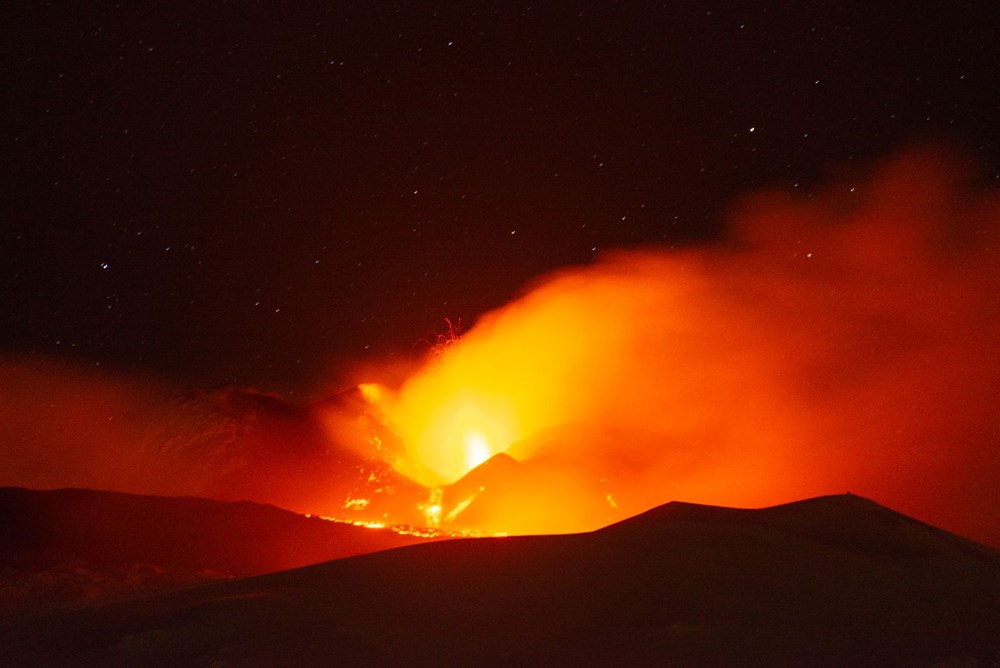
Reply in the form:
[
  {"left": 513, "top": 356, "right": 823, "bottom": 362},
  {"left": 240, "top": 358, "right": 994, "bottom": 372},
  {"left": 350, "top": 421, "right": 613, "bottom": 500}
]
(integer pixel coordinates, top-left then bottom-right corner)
[{"left": 463, "top": 431, "right": 492, "bottom": 471}]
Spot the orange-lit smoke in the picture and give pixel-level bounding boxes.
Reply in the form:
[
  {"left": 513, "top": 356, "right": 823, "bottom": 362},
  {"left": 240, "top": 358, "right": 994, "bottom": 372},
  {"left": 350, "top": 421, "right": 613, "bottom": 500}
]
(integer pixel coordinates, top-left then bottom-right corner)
[
  {"left": 376, "top": 146, "right": 1000, "bottom": 544},
  {"left": 0, "top": 359, "right": 425, "bottom": 523},
  {"left": 0, "top": 359, "right": 182, "bottom": 495}
]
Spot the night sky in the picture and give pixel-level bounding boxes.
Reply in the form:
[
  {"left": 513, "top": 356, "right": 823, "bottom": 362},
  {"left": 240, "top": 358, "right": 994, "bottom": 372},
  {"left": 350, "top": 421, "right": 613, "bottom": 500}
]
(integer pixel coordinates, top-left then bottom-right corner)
[{"left": 4, "top": 2, "right": 998, "bottom": 392}]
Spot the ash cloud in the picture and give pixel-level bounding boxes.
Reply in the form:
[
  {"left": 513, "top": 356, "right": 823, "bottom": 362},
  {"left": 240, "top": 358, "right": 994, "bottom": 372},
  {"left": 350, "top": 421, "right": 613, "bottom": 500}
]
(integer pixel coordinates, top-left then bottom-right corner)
[{"left": 387, "top": 145, "right": 1000, "bottom": 544}]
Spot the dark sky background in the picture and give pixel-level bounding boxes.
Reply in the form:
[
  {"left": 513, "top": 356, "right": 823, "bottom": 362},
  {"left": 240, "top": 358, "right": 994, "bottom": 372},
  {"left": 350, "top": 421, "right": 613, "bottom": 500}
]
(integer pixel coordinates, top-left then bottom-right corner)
[{"left": 3, "top": 2, "right": 998, "bottom": 392}]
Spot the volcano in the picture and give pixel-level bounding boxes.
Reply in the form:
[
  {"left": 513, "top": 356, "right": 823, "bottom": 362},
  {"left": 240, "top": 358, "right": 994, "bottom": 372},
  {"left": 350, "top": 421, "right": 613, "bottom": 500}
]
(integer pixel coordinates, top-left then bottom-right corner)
[{"left": 3, "top": 493, "right": 998, "bottom": 666}]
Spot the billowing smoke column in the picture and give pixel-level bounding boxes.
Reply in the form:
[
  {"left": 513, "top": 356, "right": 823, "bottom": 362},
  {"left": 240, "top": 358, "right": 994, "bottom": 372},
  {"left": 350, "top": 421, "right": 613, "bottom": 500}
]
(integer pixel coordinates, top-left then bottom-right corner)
[{"left": 378, "top": 145, "right": 1000, "bottom": 544}]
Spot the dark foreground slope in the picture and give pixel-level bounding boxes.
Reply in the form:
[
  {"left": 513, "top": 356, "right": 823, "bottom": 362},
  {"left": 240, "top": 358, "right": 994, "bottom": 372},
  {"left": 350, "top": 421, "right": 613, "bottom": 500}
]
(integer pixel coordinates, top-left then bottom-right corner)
[
  {"left": 4, "top": 494, "right": 1000, "bottom": 667},
  {"left": 0, "top": 487, "right": 432, "bottom": 618}
]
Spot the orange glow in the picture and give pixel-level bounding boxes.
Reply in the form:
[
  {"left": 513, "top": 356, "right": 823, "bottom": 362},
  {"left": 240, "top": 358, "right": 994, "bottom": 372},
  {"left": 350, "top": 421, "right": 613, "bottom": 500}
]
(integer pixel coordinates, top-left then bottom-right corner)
[
  {"left": 356, "top": 146, "right": 1000, "bottom": 541},
  {"left": 3, "top": 147, "right": 1000, "bottom": 548},
  {"left": 463, "top": 431, "right": 492, "bottom": 471},
  {"left": 357, "top": 383, "right": 386, "bottom": 405},
  {"left": 388, "top": 387, "right": 519, "bottom": 485},
  {"left": 420, "top": 488, "right": 444, "bottom": 528}
]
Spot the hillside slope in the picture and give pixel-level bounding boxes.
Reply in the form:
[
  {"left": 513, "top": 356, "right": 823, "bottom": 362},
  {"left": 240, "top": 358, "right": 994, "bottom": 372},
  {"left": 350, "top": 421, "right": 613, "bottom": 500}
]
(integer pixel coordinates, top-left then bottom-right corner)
[
  {"left": 4, "top": 493, "right": 999, "bottom": 666},
  {"left": 0, "top": 487, "right": 433, "bottom": 618}
]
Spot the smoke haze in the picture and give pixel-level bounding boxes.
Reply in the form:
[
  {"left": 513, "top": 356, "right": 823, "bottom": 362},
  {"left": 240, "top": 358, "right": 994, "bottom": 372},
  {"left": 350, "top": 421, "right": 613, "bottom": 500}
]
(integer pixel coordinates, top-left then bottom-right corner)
[{"left": 384, "top": 146, "right": 1000, "bottom": 543}]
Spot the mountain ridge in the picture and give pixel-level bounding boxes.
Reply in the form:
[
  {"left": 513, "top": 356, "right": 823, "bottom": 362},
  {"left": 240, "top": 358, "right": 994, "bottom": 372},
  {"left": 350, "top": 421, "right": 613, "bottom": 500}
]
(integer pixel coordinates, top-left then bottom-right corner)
[
  {"left": 3, "top": 489, "right": 999, "bottom": 666},
  {"left": 0, "top": 486, "right": 434, "bottom": 619}
]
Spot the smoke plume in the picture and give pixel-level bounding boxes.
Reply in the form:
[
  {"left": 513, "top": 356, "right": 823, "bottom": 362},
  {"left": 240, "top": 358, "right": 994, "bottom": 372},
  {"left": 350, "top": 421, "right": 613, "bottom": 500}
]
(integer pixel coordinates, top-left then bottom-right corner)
[{"left": 382, "top": 145, "right": 1000, "bottom": 544}]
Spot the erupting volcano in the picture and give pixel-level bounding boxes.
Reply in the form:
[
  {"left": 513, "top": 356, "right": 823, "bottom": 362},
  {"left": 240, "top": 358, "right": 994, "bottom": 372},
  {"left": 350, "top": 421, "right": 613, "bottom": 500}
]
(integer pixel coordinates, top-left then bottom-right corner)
[
  {"left": 6, "top": 2, "right": 1000, "bottom": 661},
  {"left": 308, "top": 147, "right": 1000, "bottom": 543}
]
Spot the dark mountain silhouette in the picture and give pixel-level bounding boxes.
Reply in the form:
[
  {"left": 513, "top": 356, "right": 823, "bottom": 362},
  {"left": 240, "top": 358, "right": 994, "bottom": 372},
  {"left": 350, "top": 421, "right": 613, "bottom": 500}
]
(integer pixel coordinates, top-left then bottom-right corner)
[
  {"left": 4, "top": 493, "right": 998, "bottom": 666},
  {"left": 0, "top": 487, "right": 433, "bottom": 619}
]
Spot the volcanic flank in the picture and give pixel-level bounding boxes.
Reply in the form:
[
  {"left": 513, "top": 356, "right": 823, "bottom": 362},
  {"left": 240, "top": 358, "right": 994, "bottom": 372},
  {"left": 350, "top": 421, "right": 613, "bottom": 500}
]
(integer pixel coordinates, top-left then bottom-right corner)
[
  {"left": 3, "top": 494, "right": 999, "bottom": 666},
  {"left": 0, "top": 487, "right": 435, "bottom": 619}
]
